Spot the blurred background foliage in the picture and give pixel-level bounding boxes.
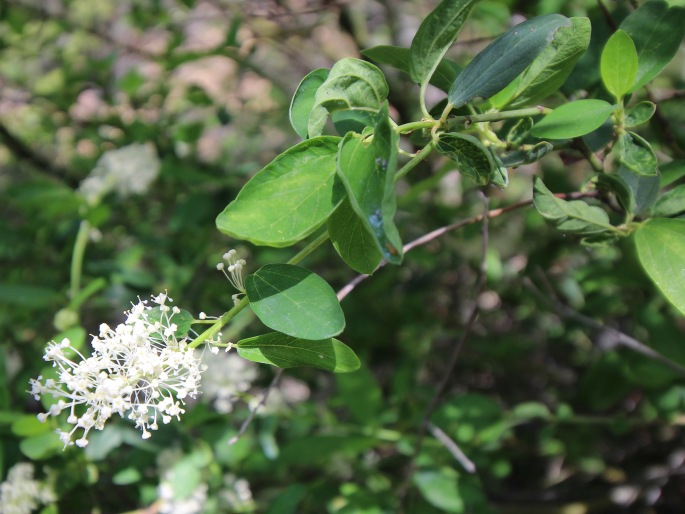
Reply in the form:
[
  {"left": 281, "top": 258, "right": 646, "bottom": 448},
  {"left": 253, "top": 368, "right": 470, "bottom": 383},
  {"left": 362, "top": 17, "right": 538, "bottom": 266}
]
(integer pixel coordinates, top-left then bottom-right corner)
[{"left": 1, "top": 0, "right": 685, "bottom": 512}]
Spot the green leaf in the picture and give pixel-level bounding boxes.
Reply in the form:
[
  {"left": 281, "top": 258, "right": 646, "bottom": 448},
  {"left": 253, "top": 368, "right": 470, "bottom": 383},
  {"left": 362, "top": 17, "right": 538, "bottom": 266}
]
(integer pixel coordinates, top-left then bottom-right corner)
[
  {"left": 414, "top": 468, "right": 464, "bottom": 512},
  {"left": 328, "top": 197, "right": 382, "bottom": 275},
  {"left": 507, "top": 17, "right": 591, "bottom": 109},
  {"left": 408, "top": 0, "right": 479, "bottom": 88},
  {"left": 635, "top": 218, "right": 685, "bottom": 316},
  {"left": 289, "top": 68, "right": 329, "bottom": 139},
  {"left": 448, "top": 14, "right": 571, "bottom": 108},
  {"left": 362, "top": 45, "right": 461, "bottom": 93},
  {"left": 20, "top": 433, "right": 62, "bottom": 460},
  {"left": 600, "top": 29, "right": 638, "bottom": 101},
  {"left": 500, "top": 142, "right": 553, "bottom": 168},
  {"left": 336, "top": 105, "right": 403, "bottom": 264},
  {"left": 619, "top": 165, "right": 660, "bottom": 216},
  {"left": 308, "top": 58, "right": 388, "bottom": 138},
  {"left": 332, "top": 110, "right": 377, "bottom": 136},
  {"left": 216, "top": 137, "right": 344, "bottom": 247},
  {"left": 653, "top": 185, "right": 685, "bottom": 218},
  {"left": 245, "top": 264, "right": 345, "bottom": 339},
  {"left": 625, "top": 101, "right": 656, "bottom": 128},
  {"left": 616, "top": 131, "right": 658, "bottom": 176},
  {"left": 435, "top": 132, "right": 497, "bottom": 186},
  {"left": 487, "top": 147, "right": 509, "bottom": 189},
  {"left": 506, "top": 117, "right": 534, "bottom": 145},
  {"left": 620, "top": 1, "right": 685, "bottom": 92},
  {"left": 661, "top": 160, "right": 685, "bottom": 188},
  {"left": 530, "top": 99, "right": 615, "bottom": 139},
  {"left": 590, "top": 173, "right": 635, "bottom": 214},
  {"left": 533, "top": 177, "right": 613, "bottom": 234},
  {"left": 237, "top": 332, "right": 360, "bottom": 373}
]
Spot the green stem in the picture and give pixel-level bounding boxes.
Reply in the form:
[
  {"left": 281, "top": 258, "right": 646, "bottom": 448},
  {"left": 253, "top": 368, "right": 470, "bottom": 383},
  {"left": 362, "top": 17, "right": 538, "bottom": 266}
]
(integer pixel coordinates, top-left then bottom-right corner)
[
  {"left": 395, "top": 144, "right": 433, "bottom": 180},
  {"left": 446, "top": 106, "right": 551, "bottom": 128},
  {"left": 189, "top": 229, "right": 332, "bottom": 349},
  {"left": 70, "top": 220, "right": 91, "bottom": 301}
]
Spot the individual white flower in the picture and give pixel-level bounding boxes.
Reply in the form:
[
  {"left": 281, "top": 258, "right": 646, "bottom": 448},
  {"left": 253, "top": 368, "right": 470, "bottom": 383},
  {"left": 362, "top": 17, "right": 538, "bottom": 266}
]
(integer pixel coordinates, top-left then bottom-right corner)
[
  {"left": 29, "top": 294, "right": 205, "bottom": 448},
  {"left": 0, "top": 463, "right": 56, "bottom": 514},
  {"left": 216, "top": 249, "right": 247, "bottom": 304},
  {"left": 201, "top": 351, "right": 258, "bottom": 414},
  {"left": 78, "top": 143, "right": 160, "bottom": 205}
]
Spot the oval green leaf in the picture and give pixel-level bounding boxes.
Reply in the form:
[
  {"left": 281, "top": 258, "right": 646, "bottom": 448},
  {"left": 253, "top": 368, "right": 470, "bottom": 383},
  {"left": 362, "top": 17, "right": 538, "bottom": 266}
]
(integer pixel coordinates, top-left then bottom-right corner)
[
  {"left": 600, "top": 29, "right": 638, "bottom": 101},
  {"left": 625, "top": 101, "right": 656, "bottom": 128},
  {"left": 530, "top": 99, "right": 615, "bottom": 139},
  {"left": 435, "top": 132, "right": 496, "bottom": 186},
  {"left": 328, "top": 197, "right": 382, "bottom": 275},
  {"left": 245, "top": 264, "right": 345, "bottom": 340},
  {"left": 533, "top": 177, "right": 613, "bottom": 235},
  {"left": 635, "top": 218, "right": 685, "bottom": 316},
  {"left": 617, "top": 131, "right": 658, "bottom": 176},
  {"left": 408, "top": 0, "right": 479, "bottom": 88},
  {"left": 618, "top": 165, "right": 660, "bottom": 216},
  {"left": 216, "top": 137, "right": 343, "bottom": 247},
  {"left": 448, "top": 14, "right": 571, "bottom": 108},
  {"left": 308, "top": 58, "right": 388, "bottom": 138},
  {"left": 507, "top": 17, "right": 591, "bottom": 109},
  {"left": 653, "top": 185, "right": 685, "bottom": 218},
  {"left": 336, "top": 105, "right": 403, "bottom": 264},
  {"left": 237, "top": 332, "right": 360, "bottom": 373},
  {"left": 289, "top": 68, "right": 329, "bottom": 139},
  {"left": 621, "top": 1, "right": 685, "bottom": 92}
]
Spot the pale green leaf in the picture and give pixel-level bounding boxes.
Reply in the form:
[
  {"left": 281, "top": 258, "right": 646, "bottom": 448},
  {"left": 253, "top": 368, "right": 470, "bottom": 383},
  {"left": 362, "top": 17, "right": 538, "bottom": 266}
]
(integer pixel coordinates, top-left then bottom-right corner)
[
  {"left": 289, "top": 68, "right": 329, "bottom": 139},
  {"left": 237, "top": 332, "right": 360, "bottom": 373},
  {"left": 635, "top": 219, "right": 685, "bottom": 315},
  {"left": 653, "top": 185, "right": 685, "bottom": 218},
  {"left": 600, "top": 29, "right": 638, "bottom": 100},
  {"left": 530, "top": 99, "right": 615, "bottom": 139},
  {"left": 215, "top": 137, "right": 344, "bottom": 247}
]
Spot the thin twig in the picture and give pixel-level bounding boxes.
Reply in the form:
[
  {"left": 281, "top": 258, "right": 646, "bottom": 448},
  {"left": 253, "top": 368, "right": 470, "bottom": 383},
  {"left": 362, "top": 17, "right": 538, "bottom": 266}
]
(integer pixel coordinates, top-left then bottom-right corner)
[
  {"left": 337, "top": 191, "right": 598, "bottom": 302},
  {"left": 229, "top": 368, "right": 284, "bottom": 445},
  {"left": 397, "top": 192, "right": 489, "bottom": 508},
  {"left": 596, "top": 0, "right": 618, "bottom": 31},
  {"left": 523, "top": 275, "right": 685, "bottom": 377},
  {"left": 425, "top": 421, "right": 476, "bottom": 474}
]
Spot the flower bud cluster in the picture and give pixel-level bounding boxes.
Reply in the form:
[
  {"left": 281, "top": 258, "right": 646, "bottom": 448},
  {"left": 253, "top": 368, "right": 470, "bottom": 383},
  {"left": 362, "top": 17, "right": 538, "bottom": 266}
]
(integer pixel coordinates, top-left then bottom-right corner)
[{"left": 29, "top": 293, "right": 205, "bottom": 448}]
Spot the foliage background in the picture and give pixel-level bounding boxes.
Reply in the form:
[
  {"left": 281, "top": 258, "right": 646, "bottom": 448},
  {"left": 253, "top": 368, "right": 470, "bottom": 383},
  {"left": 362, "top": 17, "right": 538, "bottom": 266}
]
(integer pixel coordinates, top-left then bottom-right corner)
[{"left": 1, "top": 0, "right": 685, "bottom": 512}]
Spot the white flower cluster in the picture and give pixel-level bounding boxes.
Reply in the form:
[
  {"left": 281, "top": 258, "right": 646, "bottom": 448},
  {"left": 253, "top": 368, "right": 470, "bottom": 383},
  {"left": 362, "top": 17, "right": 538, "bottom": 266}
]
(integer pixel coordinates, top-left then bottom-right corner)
[
  {"left": 79, "top": 143, "right": 160, "bottom": 206},
  {"left": 0, "top": 463, "right": 55, "bottom": 514},
  {"left": 202, "top": 351, "right": 258, "bottom": 414},
  {"left": 29, "top": 293, "right": 205, "bottom": 448}
]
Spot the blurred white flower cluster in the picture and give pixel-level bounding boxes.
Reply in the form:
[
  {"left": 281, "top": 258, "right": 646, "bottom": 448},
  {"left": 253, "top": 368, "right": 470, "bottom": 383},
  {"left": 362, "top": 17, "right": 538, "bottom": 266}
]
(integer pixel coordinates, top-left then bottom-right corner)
[
  {"left": 202, "top": 351, "right": 258, "bottom": 414},
  {"left": 29, "top": 293, "right": 205, "bottom": 448},
  {"left": 78, "top": 143, "right": 160, "bottom": 206},
  {"left": 0, "top": 463, "right": 55, "bottom": 514}
]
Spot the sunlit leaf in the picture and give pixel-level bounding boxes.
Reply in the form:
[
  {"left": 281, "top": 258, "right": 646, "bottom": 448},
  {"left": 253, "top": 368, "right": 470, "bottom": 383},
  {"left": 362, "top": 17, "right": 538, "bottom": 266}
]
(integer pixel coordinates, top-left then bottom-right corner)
[
  {"left": 289, "top": 68, "right": 329, "bottom": 139},
  {"left": 530, "top": 99, "right": 615, "bottom": 139},
  {"left": 600, "top": 29, "right": 638, "bottom": 101}
]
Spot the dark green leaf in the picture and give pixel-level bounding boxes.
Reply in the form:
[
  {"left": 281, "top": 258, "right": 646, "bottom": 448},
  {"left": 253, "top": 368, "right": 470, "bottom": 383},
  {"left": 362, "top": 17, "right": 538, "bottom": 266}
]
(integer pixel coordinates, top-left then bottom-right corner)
[
  {"left": 332, "top": 110, "right": 377, "bottom": 136},
  {"left": 600, "top": 29, "right": 638, "bottom": 100},
  {"left": 237, "top": 332, "right": 360, "bottom": 373},
  {"left": 661, "top": 160, "right": 685, "bottom": 188},
  {"left": 308, "top": 58, "right": 388, "bottom": 138},
  {"left": 362, "top": 45, "right": 461, "bottom": 93},
  {"left": 328, "top": 197, "right": 382, "bottom": 275},
  {"left": 619, "top": 165, "right": 660, "bottom": 216},
  {"left": 435, "top": 132, "right": 496, "bottom": 186},
  {"left": 635, "top": 218, "right": 685, "bottom": 315},
  {"left": 449, "top": 14, "right": 571, "bottom": 108},
  {"left": 616, "top": 131, "right": 658, "bottom": 176},
  {"left": 507, "top": 17, "right": 591, "bottom": 109},
  {"left": 487, "top": 147, "right": 509, "bottom": 189},
  {"left": 530, "top": 99, "right": 615, "bottom": 139},
  {"left": 289, "top": 68, "right": 329, "bottom": 139},
  {"left": 590, "top": 173, "right": 635, "bottom": 214},
  {"left": 409, "top": 0, "right": 479, "bottom": 88},
  {"left": 336, "top": 105, "right": 403, "bottom": 263},
  {"left": 500, "top": 142, "right": 553, "bottom": 167},
  {"left": 533, "top": 177, "right": 613, "bottom": 234},
  {"left": 245, "top": 264, "right": 345, "bottom": 339},
  {"left": 653, "top": 185, "right": 685, "bottom": 218},
  {"left": 506, "top": 117, "right": 534, "bottom": 145},
  {"left": 335, "top": 365, "right": 383, "bottom": 424},
  {"left": 620, "top": 1, "right": 685, "bottom": 92},
  {"left": 625, "top": 101, "right": 656, "bottom": 127},
  {"left": 216, "top": 137, "right": 344, "bottom": 247}
]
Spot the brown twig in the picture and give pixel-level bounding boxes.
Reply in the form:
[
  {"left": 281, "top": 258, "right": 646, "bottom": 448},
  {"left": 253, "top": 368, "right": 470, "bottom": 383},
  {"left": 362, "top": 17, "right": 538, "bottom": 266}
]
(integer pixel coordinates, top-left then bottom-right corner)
[{"left": 228, "top": 368, "right": 284, "bottom": 445}]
